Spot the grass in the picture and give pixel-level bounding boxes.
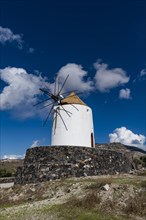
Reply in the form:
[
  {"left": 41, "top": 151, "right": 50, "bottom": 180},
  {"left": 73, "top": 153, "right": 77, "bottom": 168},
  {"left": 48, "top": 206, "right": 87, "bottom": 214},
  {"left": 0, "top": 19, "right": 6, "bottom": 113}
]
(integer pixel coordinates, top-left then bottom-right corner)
[
  {"left": 85, "top": 177, "right": 112, "bottom": 190},
  {"left": 64, "top": 174, "right": 146, "bottom": 187},
  {"left": 46, "top": 202, "right": 126, "bottom": 220},
  {"left": 112, "top": 177, "right": 146, "bottom": 188},
  {"left": 1, "top": 174, "right": 146, "bottom": 219},
  {"left": 67, "top": 191, "right": 101, "bottom": 209},
  {"left": 110, "top": 176, "right": 145, "bottom": 186},
  {"left": 138, "top": 170, "right": 146, "bottom": 176},
  {"left": 0, "top": 204, "right": 127, "bottom": 220},
  {"left": 139, "top": 180, "right": 146, "bottom": 188},
  {"left": 124, "top": 191, "right": 146, "bottom": 217},
  {"left": 46, "top": 190, "right": 128, "bottom": 220},
  {"left": 0, "top": 160, "right": 23, "bottom": 177},
  {"left": 0, "top": 189, "right": 127, "bottom": 220}
]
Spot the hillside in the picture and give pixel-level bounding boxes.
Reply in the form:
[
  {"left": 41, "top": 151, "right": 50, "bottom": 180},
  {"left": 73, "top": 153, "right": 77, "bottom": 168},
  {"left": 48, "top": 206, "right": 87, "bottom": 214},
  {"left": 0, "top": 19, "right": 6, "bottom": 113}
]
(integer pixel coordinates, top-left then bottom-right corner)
[
  {"left": 95, "top": 143, "right": 146, "bottom": 155},
  {"left": 0, "top": 144, "right": 146, "bottom": 219},
  {"left": 0, "top": 159, "right": 23, "bottom": 178},
  {"left": 95, "top": 143, "right": 146, "bottom": 170},
  {"left": 0, "top": 173, "right": 146, "bottom": 220}
]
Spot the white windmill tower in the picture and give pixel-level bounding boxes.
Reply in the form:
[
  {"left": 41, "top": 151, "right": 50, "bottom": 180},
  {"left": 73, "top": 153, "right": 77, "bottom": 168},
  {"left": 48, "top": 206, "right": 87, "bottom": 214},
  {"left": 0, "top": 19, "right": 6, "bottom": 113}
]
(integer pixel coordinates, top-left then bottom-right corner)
[{"left": 35, "top": 75, "right": 95, "bottom": 148}]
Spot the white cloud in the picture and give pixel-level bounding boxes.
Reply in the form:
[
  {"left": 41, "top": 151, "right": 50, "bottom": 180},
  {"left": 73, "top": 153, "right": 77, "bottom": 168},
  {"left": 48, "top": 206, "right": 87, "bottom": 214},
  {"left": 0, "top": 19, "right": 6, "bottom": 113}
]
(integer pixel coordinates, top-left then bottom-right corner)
[
  {"left": 0, "top": 61, "right": 132, "bottom": 119},
  {"left": 109, "top": 127, "right": 146, "bottom": 149},
  {"left": 56, "top": 63, "right": 94, "bottom": 93},
  {"left": 28, "top": 47, "right": 35, "bottom": 53},
  {"left": 119, "top": 88, "right": 131, "bottom": 99},
  {"left": 2, "top": 154, "right": 25, "bottom": 160},
  {"left": 94, "top": 60, "right": 130, "bottom": 92},
  {"left": 0, "top": 67, "right": 49, "bottom": 118},
  {"left": 0, "top": 64, "right": 94, "bottom": 118},
  {"left": 140, "top": 69, "right": 146, "bottom": 77},
  {"left": 0, "top": 26, "right": 23, "bottom": 49},
  {"left": 30, "top": 140, "right": 40, "bottom": 148}
]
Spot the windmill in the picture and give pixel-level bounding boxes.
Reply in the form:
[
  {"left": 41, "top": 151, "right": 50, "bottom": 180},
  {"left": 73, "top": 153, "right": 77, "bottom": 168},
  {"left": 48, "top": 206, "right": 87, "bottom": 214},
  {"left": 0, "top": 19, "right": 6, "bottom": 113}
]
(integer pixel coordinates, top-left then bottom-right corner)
[{"left": 35, "top": 75, "right": 95, "bottom": 148}]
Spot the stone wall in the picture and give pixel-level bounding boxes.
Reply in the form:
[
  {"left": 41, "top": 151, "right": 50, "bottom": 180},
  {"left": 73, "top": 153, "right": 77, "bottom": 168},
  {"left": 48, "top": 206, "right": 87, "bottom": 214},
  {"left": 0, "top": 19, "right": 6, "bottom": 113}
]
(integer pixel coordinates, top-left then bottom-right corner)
[
  {"left": 15, "top": 145, "right": 133, "bottom": 184},
  {"left": 0, "top": 177, "right": 15, "bottom": 184}
]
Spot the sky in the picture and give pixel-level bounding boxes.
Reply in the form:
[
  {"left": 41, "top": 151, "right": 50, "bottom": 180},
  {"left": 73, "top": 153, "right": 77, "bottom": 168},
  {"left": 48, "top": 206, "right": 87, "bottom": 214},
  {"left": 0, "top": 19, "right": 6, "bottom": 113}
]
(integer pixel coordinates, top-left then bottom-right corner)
[{"left": 0, "top": 0, "right": 146, "bottom": 159}]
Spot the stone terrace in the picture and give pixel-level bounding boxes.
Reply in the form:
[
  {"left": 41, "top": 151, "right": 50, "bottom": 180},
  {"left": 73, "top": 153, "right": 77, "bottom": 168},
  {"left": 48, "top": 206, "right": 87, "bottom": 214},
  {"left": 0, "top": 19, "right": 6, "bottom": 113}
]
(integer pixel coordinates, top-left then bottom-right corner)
[{"left": 15, "top": 145, "right": 133, "bottom": 184}]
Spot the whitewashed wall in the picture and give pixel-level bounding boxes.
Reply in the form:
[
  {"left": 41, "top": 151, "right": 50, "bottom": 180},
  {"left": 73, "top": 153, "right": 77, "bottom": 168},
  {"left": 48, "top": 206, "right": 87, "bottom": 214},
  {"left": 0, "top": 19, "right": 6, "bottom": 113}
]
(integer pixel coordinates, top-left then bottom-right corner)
[{"left": 51, "top": 104, "right": 95, "bottom": 147}]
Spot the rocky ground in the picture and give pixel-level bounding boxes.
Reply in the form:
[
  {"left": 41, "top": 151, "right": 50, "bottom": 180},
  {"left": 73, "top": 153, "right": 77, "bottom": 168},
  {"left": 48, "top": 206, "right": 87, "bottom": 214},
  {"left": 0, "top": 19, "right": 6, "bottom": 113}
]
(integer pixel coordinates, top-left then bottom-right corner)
[{"left": 0, "top": 172, "right": 146, "bottom": 220}]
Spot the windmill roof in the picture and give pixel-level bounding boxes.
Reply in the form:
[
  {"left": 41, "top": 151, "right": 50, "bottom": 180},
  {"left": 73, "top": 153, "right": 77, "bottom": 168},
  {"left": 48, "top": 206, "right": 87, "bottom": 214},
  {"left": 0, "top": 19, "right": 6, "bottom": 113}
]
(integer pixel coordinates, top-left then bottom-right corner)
[{"left": 61, "top": 92, "right": 87, "bottom": 106}]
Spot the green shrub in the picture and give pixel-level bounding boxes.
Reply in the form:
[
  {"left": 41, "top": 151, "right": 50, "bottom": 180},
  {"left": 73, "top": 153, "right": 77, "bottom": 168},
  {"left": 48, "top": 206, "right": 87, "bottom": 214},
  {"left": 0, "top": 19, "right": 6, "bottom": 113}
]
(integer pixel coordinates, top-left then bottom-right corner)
[
  {"left": 0, "top": 168, "right": 14, "bottom": 177},
  {"left": 133, "top": 157, "right": 145, "bottom": 168},
  {"left": 140, "top": 156, "right": 146, "bottom": 167}
]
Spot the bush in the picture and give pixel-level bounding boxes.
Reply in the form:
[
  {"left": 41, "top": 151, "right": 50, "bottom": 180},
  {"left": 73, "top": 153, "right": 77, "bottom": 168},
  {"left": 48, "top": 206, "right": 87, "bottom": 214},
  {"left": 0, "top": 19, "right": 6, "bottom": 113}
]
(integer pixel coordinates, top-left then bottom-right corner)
[
  {"left": 140, "top": 156, "right": 146, "bottom": 167},
  {"left": 133, "top": 157, "right": 145, "bottom": 169},
  {"left": 140, "top": 180, "right": 146, "bottom": 188},
  {"left": 138, "top": 170, "right": 146, "bottom": 176},
  {"left": 124, "top": 192, "right": 146, "bottom": 216},
  {"left": 0, "top": 168, "right": 14, "bottom": 177},
  {"left": 67, "top": 192, "right": 101, "bottom": 210}
]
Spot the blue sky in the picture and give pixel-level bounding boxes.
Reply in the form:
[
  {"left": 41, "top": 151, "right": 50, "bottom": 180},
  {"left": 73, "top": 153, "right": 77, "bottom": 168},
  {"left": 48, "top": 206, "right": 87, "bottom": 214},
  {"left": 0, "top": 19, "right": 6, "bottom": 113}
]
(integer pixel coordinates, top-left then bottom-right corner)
[{"left": 0, "top": 0, "right": 146, "bottom": 159}]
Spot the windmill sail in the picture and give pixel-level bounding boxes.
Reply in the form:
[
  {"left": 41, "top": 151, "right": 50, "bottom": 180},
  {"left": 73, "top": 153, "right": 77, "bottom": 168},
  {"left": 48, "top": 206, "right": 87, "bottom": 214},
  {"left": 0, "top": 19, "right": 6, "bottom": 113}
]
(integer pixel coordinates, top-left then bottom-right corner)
[{"left": 34, "top": 74, "right": 95, "bottom": 148}]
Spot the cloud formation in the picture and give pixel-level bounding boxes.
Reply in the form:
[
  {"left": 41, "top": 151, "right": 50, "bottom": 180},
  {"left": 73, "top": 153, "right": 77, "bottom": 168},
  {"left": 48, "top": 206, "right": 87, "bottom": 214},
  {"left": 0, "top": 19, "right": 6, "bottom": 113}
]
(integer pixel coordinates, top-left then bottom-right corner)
[
  {"left": 119, "top": 88, "right": 131, "bottom": 99},
  {"left": 109, "top": 127, "right": 146, "bottom": 149},
  {"left": 56, "top": 63, "right": 94, "bottom": 93},
  {"left": 30, "top": 140, "right": 41, "bottom": 148},
  {"left": 0, "top": 67, "right": 49, "bottom": 118},
  {"left": 0, "top": 65, "right": 93, "bottom": 118},
  {"left": 0, "top": 61, "right": 131, "bottom": 118},
  {"left": 140, "top": 69, "right": 146, "bottom": 77},
  {"left": 0, "top": 26, "right": 23, "bottom": 49},
  {"left": 94, "top": 60, "right": 130, "bottom": 92},
  {"left": 2, "top": 154, "right": 25, "bottom": 160},
  {"left": 28, "top": 47, "right": 35, "bottom": 53},
  {"left": 0, "top": 64, "right": 94, "bottom": 118}
]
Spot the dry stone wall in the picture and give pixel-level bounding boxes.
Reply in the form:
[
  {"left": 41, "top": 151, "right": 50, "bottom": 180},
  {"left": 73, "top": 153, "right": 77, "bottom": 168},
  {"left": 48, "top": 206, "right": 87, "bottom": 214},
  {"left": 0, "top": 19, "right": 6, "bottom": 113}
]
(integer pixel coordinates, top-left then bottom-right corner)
[{"left": 15, "top": 145, "right": 132, "bottom": 184}]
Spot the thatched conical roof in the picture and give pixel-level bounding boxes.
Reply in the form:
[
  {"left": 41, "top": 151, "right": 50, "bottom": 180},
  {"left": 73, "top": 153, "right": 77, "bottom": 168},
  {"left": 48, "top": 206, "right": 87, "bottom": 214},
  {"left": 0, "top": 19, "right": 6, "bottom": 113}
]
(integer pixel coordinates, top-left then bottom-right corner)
[{"left": 61, "top": 92, "right": 86, "bottom": 106}]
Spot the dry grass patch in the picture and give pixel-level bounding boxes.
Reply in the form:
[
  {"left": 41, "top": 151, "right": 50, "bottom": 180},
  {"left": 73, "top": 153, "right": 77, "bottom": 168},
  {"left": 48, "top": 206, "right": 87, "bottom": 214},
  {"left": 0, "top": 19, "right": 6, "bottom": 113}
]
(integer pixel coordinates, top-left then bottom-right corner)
[
  {"left": 124, "top": 191, "right": 146, "bottom": 217},
  {"left": 85, "top": 177, "right": 112, "bottom": 190},
  {"left": 139, "top": 180, "right": 146, "bottom": 188},
  {"left": 68, "top": 192, "right": 101, "bottom": 209},
  {"left": 138, "top": 171, "right": 146, "bottom": 176}
]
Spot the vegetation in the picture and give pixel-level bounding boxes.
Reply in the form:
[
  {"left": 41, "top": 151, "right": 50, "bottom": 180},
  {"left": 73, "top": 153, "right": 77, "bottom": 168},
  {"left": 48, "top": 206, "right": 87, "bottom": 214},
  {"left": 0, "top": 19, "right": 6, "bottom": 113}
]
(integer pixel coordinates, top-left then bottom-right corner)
[
  {"left": 124, "top": 191, "right": 146, "bottom": 216},
  {"left": 48, "top": 204, "right": 125, "bottom": 220},
  {"left": 85, "top": 177, "right": 112, "bottom": 190},
  {"left": 67, "top": 192, "right": 101, "bottom": 209},
  {"left": 140, "top": 155, "right": 146, "bottom": 167},
  {"left": 138, "top": 170, "right": 146, "bottom": 176},
  {"left": 0, "top": 166, "right": 146, "bottom": 220},
  {"left": 51, "top": 187, "right": 146, "bottom": 220},
  {"left": 133, "top": 155, "right": 146, "bottom": 168},
  {"left": 0, "top": 168, "right": 14, "bottom": 177},
  {"left": 0, "top": 160, "right": 23, "bottom": 177}
]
